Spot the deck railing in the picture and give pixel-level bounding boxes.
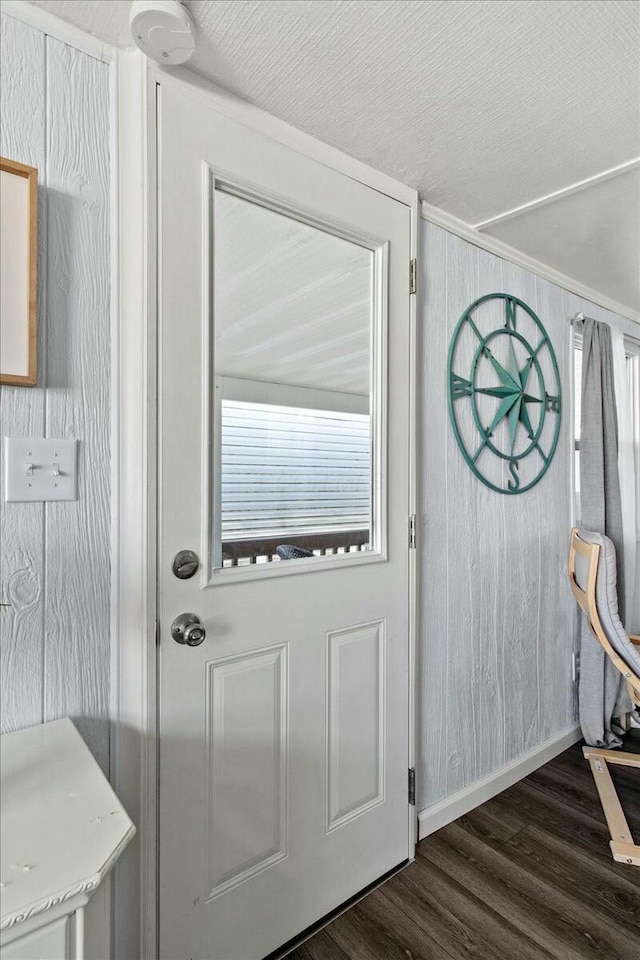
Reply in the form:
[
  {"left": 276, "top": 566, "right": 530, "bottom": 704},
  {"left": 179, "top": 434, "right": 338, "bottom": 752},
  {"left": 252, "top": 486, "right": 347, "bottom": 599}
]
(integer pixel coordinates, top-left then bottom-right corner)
[{"left": 222, "top": 529, "right": 370, "bottom": 566}]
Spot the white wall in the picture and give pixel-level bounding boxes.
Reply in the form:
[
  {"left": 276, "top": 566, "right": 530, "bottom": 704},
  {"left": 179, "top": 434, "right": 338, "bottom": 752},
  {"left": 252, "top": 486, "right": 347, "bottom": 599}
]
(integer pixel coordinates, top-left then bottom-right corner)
[
  {"left": 417, "top": 217, "right": 637, "bottom": 813},
  {"left": 0, "top": 13, "right": 111, "bottom": 772}
]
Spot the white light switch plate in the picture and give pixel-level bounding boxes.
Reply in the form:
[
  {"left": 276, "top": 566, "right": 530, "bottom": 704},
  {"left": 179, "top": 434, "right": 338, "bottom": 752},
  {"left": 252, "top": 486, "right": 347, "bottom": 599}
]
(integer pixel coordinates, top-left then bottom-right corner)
[{"left": 4, "top": 437, "right": 78, "bottom": 502}]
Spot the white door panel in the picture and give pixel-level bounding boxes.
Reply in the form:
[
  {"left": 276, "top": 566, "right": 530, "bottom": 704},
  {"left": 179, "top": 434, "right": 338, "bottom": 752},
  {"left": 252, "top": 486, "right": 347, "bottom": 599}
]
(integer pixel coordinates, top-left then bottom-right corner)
[
  {"left": 206, "top": 644, "right": 288, "bottom": 898},
  {"left": 158, "top": 78, "right": 412, "bottom": 960},
  {"left": 327, "top": 620, "right": 385, "bottom": 830}
]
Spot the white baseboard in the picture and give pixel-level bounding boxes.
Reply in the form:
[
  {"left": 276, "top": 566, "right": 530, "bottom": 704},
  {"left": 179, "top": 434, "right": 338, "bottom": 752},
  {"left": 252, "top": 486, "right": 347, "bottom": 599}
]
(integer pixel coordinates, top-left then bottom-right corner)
[{"left": 418, "top": 724, "right": 581, "bottom": 840}]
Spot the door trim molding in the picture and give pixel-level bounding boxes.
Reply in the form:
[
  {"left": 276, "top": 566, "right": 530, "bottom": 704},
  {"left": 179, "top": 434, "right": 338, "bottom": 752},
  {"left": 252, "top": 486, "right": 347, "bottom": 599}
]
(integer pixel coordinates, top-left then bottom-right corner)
[
  {"left": 151, "top": 65, "right": 419, "bottom": 207},
  {"left": 114, "top": 53, "right": 419, "bottom": 959},
  {"left": 112, "top": 50, "right": 158, "bottom": 960}
]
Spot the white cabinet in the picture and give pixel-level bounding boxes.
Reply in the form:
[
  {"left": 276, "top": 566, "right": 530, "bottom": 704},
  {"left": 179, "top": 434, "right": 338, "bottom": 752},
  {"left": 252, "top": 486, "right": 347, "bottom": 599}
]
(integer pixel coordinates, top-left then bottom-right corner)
[
  {"left": 0, "top": 720, "right": 135, "bottom": 960},
  {"left": 1, "top": 916, "right": 70, "bottom": 960}
]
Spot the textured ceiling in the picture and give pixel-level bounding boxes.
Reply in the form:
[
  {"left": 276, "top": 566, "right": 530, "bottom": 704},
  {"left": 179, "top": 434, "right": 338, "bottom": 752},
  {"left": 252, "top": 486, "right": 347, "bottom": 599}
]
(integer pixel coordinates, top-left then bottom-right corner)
[
  {"left": 215, "top": 190, "right": 370, "bottom": 394},
  {"left": 25, "top": 0, "right": 640, "bottom": 311}
]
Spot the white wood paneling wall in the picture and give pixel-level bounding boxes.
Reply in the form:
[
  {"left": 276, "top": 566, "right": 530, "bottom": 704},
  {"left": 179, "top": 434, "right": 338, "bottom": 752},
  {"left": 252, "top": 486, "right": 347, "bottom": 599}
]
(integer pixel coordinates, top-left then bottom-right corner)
[
  {"left": 417, "top": 220, "right": 636, "bottom": 809},
  {"left": 0, "top": 13, "right": 110, "bottom": 772}
]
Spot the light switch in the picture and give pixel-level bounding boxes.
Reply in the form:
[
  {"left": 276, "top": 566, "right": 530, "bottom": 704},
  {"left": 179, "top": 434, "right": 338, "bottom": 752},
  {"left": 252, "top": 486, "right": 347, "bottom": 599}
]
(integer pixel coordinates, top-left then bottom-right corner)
[{"left": 4, "top": 438, "right": 78, "bottom": 502}]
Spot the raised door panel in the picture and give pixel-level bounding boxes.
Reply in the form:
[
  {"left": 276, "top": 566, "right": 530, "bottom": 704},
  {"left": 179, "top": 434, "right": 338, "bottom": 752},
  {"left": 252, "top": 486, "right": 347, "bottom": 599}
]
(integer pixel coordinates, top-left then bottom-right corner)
[
  {"left": 206, "top": 644, "right": 288, "bottom": 898},
  {"left": 327, "top": 621, "right": 384, "bottom": 831}
]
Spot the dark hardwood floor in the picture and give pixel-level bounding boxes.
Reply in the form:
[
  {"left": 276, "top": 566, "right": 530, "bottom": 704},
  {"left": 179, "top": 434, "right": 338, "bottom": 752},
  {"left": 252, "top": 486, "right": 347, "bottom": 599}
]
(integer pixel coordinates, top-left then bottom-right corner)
[{"left": 287, "top": 734, "right": 640, "bottom": 960}]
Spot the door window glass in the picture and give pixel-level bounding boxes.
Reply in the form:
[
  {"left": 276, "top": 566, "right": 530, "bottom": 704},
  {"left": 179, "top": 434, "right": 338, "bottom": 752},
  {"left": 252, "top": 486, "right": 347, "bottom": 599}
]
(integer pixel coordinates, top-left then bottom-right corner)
[{"left": 212, "top": 189, "right": 378, "bottom": 569}]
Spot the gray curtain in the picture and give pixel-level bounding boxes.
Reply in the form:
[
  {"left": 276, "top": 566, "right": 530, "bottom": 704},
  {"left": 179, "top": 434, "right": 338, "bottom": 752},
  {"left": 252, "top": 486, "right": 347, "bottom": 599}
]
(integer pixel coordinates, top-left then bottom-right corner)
[{"left": 578, "top": 318, "right": 630, "bottom": 747}]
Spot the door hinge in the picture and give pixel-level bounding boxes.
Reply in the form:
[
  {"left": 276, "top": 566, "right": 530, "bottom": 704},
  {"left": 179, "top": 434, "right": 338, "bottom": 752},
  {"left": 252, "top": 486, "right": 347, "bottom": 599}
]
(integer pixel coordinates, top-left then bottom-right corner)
[
  {"left": 409, "top": 514, "right": 417, "bottom": 549},
  {"left": 408, "top": 768, "right": 416, "bottom": 806},
  {"left": 409, "top": 258, "right": 417, "bottom": 295}
]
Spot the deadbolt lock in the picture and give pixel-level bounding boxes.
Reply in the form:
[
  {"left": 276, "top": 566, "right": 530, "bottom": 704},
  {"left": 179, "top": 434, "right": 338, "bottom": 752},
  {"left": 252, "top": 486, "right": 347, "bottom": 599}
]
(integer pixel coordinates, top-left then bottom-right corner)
[
  {"left": 172, "top": 549, "right": 199, "bottom": 580},
  {"left": 171, "top": 613, "right": 206, "bottom": 647}
]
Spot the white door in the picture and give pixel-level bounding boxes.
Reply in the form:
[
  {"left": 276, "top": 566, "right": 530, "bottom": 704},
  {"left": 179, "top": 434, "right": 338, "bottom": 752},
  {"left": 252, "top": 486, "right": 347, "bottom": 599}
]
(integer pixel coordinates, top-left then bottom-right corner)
[{"left": 158, "top": 76, "right": 414, "bottom": 960}]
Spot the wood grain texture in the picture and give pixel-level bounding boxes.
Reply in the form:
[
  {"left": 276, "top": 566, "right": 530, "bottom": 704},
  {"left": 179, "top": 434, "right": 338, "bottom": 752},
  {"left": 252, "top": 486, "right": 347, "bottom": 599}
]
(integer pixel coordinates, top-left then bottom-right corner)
[
  {"left": 473, "top": 247, "right": 506, "bottom": 782},
  {"left": 418, "top": 221, "right": 448, "bottom": 806},
  {"left": 43, "top": 39, "right": 110, "bottom": 773},
  {"left": 444, "top": 230, "right": 479, "bottom": 795},
  {"left": 421, "top": 822, "right": 637, "bottom": 960},
  {"left": 415, "top": 218, "right": 637, "bottom": 812},
  {"left": 382, "top": 858, "right": 549, "bottom": 960},
  {"left": 500, "top": 258, "right": 542, "bottom": 761},
  {"left": 287, "top": 738, "right": 640, "bottom": 960},
  {"left": 0, "top": 14, "right": 111, "bottom": 773},
  {"left": 0, "top": 13, "right": 46, "bottom": 735},
  {"left": 535, "top": 275, "right": 576, "bottom": 738}
]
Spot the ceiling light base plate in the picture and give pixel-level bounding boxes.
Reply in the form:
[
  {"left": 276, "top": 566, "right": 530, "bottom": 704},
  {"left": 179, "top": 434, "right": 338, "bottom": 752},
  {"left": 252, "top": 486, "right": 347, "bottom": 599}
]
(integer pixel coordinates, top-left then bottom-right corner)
[{"left": 130, "top": 0, "right": 196, "bottom": 65}]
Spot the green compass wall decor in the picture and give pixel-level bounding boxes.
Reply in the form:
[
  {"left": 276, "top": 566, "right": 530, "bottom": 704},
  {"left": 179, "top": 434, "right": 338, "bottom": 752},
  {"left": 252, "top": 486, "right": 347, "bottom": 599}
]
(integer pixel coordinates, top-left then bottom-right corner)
[{"left": 447, "top": 293, "right": 561, "bottom": 494}]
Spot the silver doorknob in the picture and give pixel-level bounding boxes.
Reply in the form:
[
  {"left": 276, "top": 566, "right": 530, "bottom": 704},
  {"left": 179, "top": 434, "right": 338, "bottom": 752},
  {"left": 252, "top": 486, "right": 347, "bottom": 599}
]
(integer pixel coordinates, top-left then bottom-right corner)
[{"left": 171, "top": 613, "right": 206, "bottom": 646}]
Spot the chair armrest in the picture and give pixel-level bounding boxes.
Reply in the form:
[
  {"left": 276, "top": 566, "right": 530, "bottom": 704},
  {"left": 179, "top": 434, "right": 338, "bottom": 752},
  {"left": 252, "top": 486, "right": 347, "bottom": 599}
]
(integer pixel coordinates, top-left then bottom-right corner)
[{"left": 630, "top": 635, "right": 640, "bottom": 646}]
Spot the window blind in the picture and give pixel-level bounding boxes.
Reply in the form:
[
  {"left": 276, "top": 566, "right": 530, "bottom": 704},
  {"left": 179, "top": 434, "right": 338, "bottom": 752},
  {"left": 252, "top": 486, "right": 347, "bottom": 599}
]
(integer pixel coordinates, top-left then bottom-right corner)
[{"left": 221, "top": 400, "right": 371, "bottom": 540}]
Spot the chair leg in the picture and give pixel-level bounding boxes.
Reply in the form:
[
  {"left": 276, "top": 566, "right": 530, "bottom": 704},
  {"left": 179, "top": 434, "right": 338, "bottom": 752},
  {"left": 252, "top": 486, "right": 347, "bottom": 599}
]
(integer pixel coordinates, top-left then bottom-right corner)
[
  {"left": 610, "top": 842, "right": 640, "bottom": 867},
  {"left": 583, "top": 747, "right": 640, "bottom": 867}
]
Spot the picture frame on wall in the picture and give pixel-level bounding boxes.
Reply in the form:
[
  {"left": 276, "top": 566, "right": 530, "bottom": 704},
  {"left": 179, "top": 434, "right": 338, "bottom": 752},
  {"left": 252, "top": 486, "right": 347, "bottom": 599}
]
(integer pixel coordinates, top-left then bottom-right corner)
[{"left": 0, "top": 157, "right": 38, "bottom": 386}]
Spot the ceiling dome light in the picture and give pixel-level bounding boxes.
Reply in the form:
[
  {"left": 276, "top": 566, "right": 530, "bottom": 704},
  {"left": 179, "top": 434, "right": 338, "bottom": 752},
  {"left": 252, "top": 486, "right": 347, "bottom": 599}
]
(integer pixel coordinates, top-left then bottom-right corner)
[{"left": 130, "top": 0, "right": 196, "bottom": 65}]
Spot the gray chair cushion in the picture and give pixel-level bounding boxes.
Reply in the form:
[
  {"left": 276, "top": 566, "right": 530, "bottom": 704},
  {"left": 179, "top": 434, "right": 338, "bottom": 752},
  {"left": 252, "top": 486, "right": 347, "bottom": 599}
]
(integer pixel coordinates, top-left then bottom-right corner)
[{"left": 577, "top": 529, "right": 640, "bottom": 678}]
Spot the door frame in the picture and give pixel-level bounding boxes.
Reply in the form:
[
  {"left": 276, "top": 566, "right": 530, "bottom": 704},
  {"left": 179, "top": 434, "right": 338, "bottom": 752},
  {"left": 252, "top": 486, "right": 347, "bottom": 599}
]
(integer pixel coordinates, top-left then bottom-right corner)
[{"left": 114, "top": 52, "right": 419, "bottom": 960}]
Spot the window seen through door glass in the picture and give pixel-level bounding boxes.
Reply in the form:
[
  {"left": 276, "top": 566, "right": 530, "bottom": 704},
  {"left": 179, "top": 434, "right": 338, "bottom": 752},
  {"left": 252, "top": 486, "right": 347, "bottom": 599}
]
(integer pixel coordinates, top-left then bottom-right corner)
[{"left": 213, "top": 189, "right": 375, "bottom": 568}]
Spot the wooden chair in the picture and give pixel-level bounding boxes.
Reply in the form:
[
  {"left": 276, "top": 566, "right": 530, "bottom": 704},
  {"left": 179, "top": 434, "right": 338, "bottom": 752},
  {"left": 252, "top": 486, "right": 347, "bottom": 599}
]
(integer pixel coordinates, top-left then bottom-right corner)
[{"left": 568, "top": 527, "right": 640, "bottom": 867}]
